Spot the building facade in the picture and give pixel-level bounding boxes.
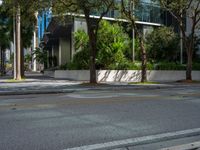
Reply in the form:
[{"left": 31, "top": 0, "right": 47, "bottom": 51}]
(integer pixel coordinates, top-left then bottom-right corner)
[{"left": 37, "top": 0, "right": 199, "bottom": 69}]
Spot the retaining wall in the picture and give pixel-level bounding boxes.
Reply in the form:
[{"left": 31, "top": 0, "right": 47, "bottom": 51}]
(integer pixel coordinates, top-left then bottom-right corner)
[{"left": 46, "top": 70, "right": 200, "bottom": 82}]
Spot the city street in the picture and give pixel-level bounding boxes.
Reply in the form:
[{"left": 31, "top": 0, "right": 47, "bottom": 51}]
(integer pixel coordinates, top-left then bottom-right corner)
[
  {"left": 0, "top": 85, "right": 200, "bottom": 150},
  {"left": 0, "top": 0, "right": 200, "bottom": 149}
]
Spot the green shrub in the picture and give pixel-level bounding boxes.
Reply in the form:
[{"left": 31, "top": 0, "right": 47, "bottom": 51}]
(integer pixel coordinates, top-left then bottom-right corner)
[
  {"left": 59, "top": 63, "right": 68, "bottom": 70},
  {"left": 107, "top": 60, "right": 131, "bottom": 70},
  {"left": 96, "top": 21, "right": 131, "bottom": 69},
  {"left": 71, "top": 47, "right": 90, "bottom": 70},
  {"left": 146, "top": 27, "right": 180, "bottom": 62},
  {"left": 72, "top": 21, "right": 132, "bottom": 70},
  {"left": 69, "top": 30, "right": 89, "bottom": 69},
  {"left": 154, "top": 62, "right": 186, "bottom": 70},
  {"left": 24, "top": 54, "right": 32, "bottom": 63},
  {"left": 193, "top": 63, "right": 200, "bottom": 70}
]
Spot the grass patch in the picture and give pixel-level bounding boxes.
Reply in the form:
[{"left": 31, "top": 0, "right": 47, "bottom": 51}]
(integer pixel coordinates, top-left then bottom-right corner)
[
  {"left": 129, "top": 81, "right": 160, "bottom": 85},
  {"left": 6, "top": 78, "right": 26, "bottom": 83}
]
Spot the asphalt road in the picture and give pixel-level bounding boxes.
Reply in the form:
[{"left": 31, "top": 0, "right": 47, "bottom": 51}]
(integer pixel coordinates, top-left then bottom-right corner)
[{"left": 0, "top": 86, "right": 200, "bottom": 150}]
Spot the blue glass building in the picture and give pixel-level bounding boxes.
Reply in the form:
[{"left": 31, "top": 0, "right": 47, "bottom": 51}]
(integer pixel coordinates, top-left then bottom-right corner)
[{"left": 37, "top": 10, "right": 52, "bottom": 43}]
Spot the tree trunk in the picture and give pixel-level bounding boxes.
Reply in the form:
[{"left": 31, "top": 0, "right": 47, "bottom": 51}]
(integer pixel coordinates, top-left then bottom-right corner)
[
  {"left": 84, "top": 11, "right": 97, "bottom": 84},
  {"left": 186, "top": 48, "right": 193, "bottom": 80},
  {"left": 88, "top": 29, "right": 97, "bottom": 84},
  {"left": 21, "top": 45, "right": 24, "bottom": 78},
  {"left": 140, "top": 38, "right": 147, "bottom": 83},
  {"left": 15, "top": 4, "right": 22, "bottom": 80},
  {"left": 0, "top": 47, "right": 2, "bottom": 75},
  {"left": 2, "top": 50, "right": 5, "bottom": 75},
  {"left": 0, "top": 48, "right": 5, "bottom": 76}
]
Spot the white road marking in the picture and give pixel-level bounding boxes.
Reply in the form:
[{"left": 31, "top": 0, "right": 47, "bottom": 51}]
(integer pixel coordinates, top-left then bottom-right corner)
[{"left": 64, "top": 128, "right": 200, "bottom": 150}]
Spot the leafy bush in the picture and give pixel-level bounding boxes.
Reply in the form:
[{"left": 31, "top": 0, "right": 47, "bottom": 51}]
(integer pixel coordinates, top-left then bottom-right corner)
[
  {"left": 154, "top": 62, "right": 200, "bottom": 70},
  {"left": 24, "top": 54, "right": 32, "bottom": 63},
  {"left": 96, "top": 21, "right": 131, "bottom": 69},
  {"left": 69, "top": 30, "right": 90, "bottom": 69},
  {"left": 70, "top": 48, "right": 90, "bottom": 69},
  {"left": 108, "top": 60, "right": 131, "bottom": 70},
  {"left": 146, "top": 27, "right": 180, "bottom": 62},
  {"left": 32, "top": 47, "right": 48, "bottom": 68},
  {"left": 154, "top": 62, "right": 186, "bottom": 70},
  {"left": 193, "top": 36, "right": 200, "bottom": 62},
  {"left": 193, "top": 63, "right": 200, "bottom": 70},
  {"left": 71, "top": 21, "right": 131, "bottom": 70}
]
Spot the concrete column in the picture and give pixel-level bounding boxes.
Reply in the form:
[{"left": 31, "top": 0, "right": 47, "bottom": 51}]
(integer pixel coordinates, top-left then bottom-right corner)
[
  {"left": 59, "top": 40, "right": 62, "bottom": 66},
  {"left": 33, "top": 29, "right": 37, "bottom": 71},
  {"left": 180, "top": 32, "right": 183, "bottom": 64},
  {"left": 180, "top": 11, "right": 183, "bottom": 64},
  {"left": 13, "top": 16, "right": 16, "bottom": 78},
  {"left": 71, "top": 23, "right": 75, "bottom": 61},
  {"left": 52, "top": 46, "right": 54, "bottom": 57},
  {"left": 47, "top": 50, "right": 49, "bottom": 68},
  {"left": 59, "top": 38, "right": 71, "bottom": 66}
]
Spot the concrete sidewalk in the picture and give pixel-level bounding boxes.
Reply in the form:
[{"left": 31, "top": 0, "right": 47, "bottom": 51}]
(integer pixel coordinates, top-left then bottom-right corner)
[{"left": 0, "top": 72, "right": 199, "bottom": 95}]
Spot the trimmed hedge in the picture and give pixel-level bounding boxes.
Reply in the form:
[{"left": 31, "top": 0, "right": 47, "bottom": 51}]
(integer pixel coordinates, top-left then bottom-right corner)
[
  {"left": 59, "top": 62, "right": 200, "bottom": 71},
  {"left": 154, "top": 62, "right": 200, "bottom": 71}
]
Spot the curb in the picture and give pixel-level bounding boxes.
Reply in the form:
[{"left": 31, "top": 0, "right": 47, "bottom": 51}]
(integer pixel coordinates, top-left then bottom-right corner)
[
  {"left": 160, "top": 141, "right": 200, "bottom": 150},
  {"left": 0, "top": 84, "right": 198, "bottom": 96},
  {"left": 0, "top": 85, "right": 171, "bottom": 96},
  {"left": 64, "top": 128, "right": 200, "bottom": 150},
  {"left": 0, "top": 89, "right": 76, "bottom": 96}
]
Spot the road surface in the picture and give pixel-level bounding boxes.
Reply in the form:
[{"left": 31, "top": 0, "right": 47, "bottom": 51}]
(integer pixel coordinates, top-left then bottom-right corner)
[{"left": 0, "top": 86, "right": 200, "bottom": 150}]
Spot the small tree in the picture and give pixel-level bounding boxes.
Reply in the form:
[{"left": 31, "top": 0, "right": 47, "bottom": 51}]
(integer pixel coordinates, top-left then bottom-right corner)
[
  {"left": 121, "top": 0, "right": 148, "bottom": 82},
  {"left": 159, "top": 0, "right": 200, "bottom": 81},
  {"left": 32, "top": 47, "right": 48, "bottom": 69},
  {"left": 54, "top": 0, "right": 114, "bottom": 83},
  {"left": 3, "top": 0, "right": 51, "bottom": 80}
]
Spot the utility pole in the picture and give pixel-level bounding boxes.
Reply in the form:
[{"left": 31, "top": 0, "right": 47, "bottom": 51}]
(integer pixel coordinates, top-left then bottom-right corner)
[
  {"left": 15, "top": 3, "right": 21, "bottom": 80},
  {"left": 13, "top": 15, "right": 17, "bottom": 79},
  {"left": 180, "top": 30, "right": 183, "bottom": 64},
  {"left": 33, "top": 11, "right": 38, "bottom": 72},
  {"left": 180, "top": 9, "right": 183, "bottom": 64},
  {"left": 131, "top": 0, "right": 135, "bottom": 62}
]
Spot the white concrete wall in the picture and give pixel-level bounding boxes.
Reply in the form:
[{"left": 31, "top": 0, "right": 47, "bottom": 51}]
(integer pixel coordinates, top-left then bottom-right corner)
[
  {"left": 74, "top": 17, "right": 87, "bottom": 33},
  {"left": 98, "top": 70, "right": 142, "bottom": 82},
  {"left": 55, "top": 70, "right": 90, "bottom": 80},
  {"left": 53, "top": 70, "right": 200, "bottom": 82},
  {"left": 44, "top": 71, "right": 55, "bottom": 78}
]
